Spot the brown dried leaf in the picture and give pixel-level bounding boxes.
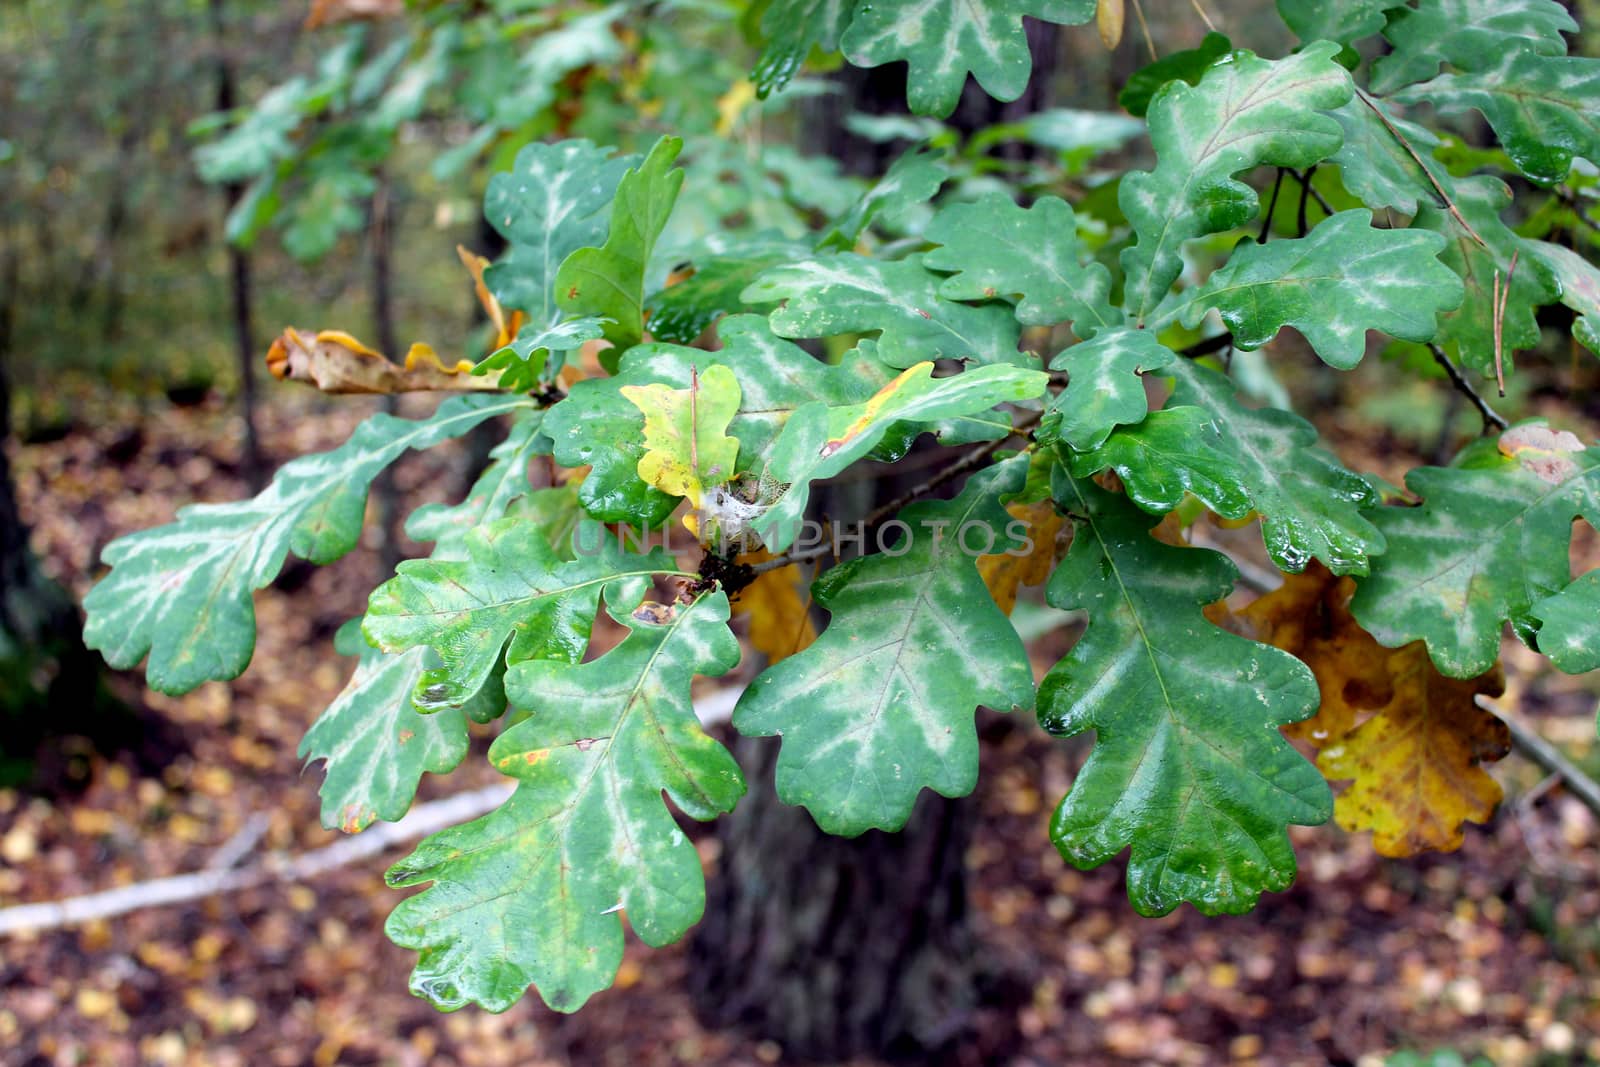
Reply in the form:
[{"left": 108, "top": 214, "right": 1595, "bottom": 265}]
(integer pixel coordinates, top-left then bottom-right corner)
[
  {"left": 305, "top": 0, "right": 403, "bottom": 29},
  {"left": 456, "top": 245, "right": 523, "bottom": 350},
  {"left": 1223, "top": 563, "right": 1509, "bottom": 857},
  {"left": 979, "top": 498, "right": 1065, "bottom": 614},
  {"left": 265, "top": 329, "right": 502, "bottom": 394}
]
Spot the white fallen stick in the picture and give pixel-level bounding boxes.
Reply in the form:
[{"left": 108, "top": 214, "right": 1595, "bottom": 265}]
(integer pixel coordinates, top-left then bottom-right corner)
[{"left": 0, "top": 782, "right": 514, "bottom": 938}]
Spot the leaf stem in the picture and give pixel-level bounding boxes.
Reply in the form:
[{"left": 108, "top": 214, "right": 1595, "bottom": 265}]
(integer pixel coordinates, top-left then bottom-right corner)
[
  {"left": 1486, "top": 698, "right": 1600, "bottom": 821},
  {"left": 1354, "top": 87, "right": 1487, "bottom": 249},
  {"left": 1428, "top": 341, "right": 1508, "bottom": 432},
  {"left": 747, "top": 409, "right": 1045, "bottom": 576}
]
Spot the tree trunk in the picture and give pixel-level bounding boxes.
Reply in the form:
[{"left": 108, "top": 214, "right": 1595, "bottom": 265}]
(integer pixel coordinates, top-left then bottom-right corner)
[
  {"left": 691, "top": 39, "right": 1061, "bottom": 1059},
  {"left": 369, "top": 175, "right": 405, "bottom": 576},
  {"left": 210, "top": 0, "right": 265, "bottom": 490},
  {"left": 689, "top": 735, "right": 982, "bottom": 1062},
  {"left": 0, "top": 227, "right": 170, "bottom": 787}
]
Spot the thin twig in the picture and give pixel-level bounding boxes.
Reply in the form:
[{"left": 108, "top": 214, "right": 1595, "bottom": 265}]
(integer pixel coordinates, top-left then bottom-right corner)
[
  {"left": 1485, "top": 698, "right": 1600, "bottom": 821},
  {"left": 1129, "top": 0, "right": 1157, "bottom": 60},
  {"left": 0, "top": 784, "right": 515, "bottom": 938},
  {"left": 1428, "top": 342, "right": 1508, "bottom": 432},
  {"left": 1186, "top": 0, "right": 1218, "bottom": 31},
  {"left": 1180, "top": 332, "right": 1235, "bottom": 360},
  {"left": 1493, "top": 249, "right": 1518, "bottom": 397},
  {"left": 203, "top": 812, "right": 270, "bottom": 872},
  {"left": 1354, "top": 87, "right": 1487, "bottom": 249},
  {"left": 1259, "top": 168, "right": 1286, "bottom": 244},
  {"left": 1294, "top": 167, "right": 1335, "bottom": 229},
  {"left": 1555, "top": 186, "right": 1600, "bottom": 235},
  {"left": 749, "top": 411, "right": 1044, "bottom": 576}
]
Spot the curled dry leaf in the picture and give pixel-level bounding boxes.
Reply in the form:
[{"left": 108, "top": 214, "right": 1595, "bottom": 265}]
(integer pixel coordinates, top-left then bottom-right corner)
[
  {"left": 1222, "top": 563, "right": 1509, "bottom": 857},
  {"left": 456, "top": 245, "right": 524, "bottom": 350},
  {"left": 1096, "top": 0, "right": 1125, "bottom": 50},
  {"left": 266, "top": 329, "right": 502, "bottom": 394},
  {"left": 304, "top": 0, "right": 403, "bottom": 29}
]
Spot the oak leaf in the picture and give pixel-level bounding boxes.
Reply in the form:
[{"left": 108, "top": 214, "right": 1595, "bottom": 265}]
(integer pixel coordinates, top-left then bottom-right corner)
[
  {"left": 733, "top": 551, "right": 817, "bottom": 663},
  {"left": 979, "top": 497, "right": 1065, "bottom": 615},
  {"left": 266, "top": 328, "right": 501, "bottom": 394},
  {"left": 621, "top": 364, "right": 742, "bottom": 506},
  {"left": 1227, "top": 564, "right": 1509, "bottom": 857}
]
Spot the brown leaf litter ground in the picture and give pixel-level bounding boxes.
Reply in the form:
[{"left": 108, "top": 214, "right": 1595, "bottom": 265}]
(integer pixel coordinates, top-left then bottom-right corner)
[{"left": 3, "top": 383, "right": 1600, "bottom": 1067}]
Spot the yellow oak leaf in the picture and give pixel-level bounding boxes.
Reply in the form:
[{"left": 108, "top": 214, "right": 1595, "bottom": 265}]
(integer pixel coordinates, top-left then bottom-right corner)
[
  {"left": 456, "top": 245, "right": 524, "bottom": 349},
  {"left": 621, "top": 365, "right": 741, "bottom": 505},
  {"left": 1318, "top": 644, "right": 1507, "bottom": 857},
  {"left": 1220, "top": 563, "right": 1509, "bottom": 857},
  {"left": 733, "top": 551, "right": 816, "bottom": 663}
]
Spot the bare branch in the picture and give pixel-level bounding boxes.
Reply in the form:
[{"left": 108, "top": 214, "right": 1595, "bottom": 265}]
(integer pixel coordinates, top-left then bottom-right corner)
[
  {"left": 1428, "top": 342, "right": 1509, "bottom": 432},
  {"left": 0, "top": 784, "right": 515, "bottom": 938}
]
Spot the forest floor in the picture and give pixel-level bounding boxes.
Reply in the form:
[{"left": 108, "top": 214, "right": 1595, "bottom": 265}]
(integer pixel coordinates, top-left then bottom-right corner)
[{"left": 3, "top": 380, "right": 1600, "bottom": 1067}]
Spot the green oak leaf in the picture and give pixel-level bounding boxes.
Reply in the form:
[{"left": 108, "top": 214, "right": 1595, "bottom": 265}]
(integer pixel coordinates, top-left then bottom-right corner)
[
  {"left": 734, "top": 457, "right": 1035, "bottom": 834},
  {"left": 83, "top": 394, "right": 530, "bottom": 695},
  {"left": 364, "top": 518, "right": 682, "bottom": 712},
  {"left": 1393, "top": 52, "right": 1600, "bottom": 185},
  {"left": 1039, "top": 472, "right": 1330, "bottom": 917},
  {"left": 923, "top": 193, "right": 1120, "bottom": 332},
  {"left": 471, "top": 316, "right": 611, "bottom": 393},
  {"left": 299, "top": 622, "right": 471, "bottom": 834},
  {"left": 1328, "top": 94, "right": 1448, "bottom": 215},
  {"left": 840, "top": 0, "right": 1095, "bottom": 118},
  {"left": 1072, "top": 361, "right": 1385, "bottom": 575},
  {"left": 556, "top": 135, "right": 686, "bottom": 371},
  {"left": 819, "top": 145, "right": 949, "bottom": 251},
  {"left": 756, "top": 362, "right": 1049, "bottom": 550},
  {"left": 1520, "top": 240, "right": 1600, "bottom": 355},
  {"left": 385, "top": 591, "right": 743, "bottom": 1014},
  {"left": 1275, "top": 0, "right": 1405, "bottom": 44},
  {"left": 1120, "top": 43, "right": 1353, "bottom": 324},
  {"left": 1350, "top": 429, "right": 1600, "bottom": 678},
  {"left": 643, "top": 238, "right": 798, "bottom": 344},
  {"left": 1413, "top": 176, "right": 1560, "bottom": 376},
  {"left": 403, "top": 413, "right": 547, "bottom": 561},
  {"left": 1117, "top": 32, "right": 1232, "bottom": 118},
  {"left": 621, "top": 364, "right": 742, "bottom": 504},
  {"left": 483, "top": 139, "right": 636, "bottom": 320},
  {"left": 543, "top": 315, "right": 884, "bottom": 526},
  {"left": 1041, "top": 326, "right": 1175, "bottom": 451},
  {"left": 1170, "top": 209, "right": 1464, "bottom": 370},
  {"left": 752, "top": 0, "right": 857, "bottom": 97},
  {"left": 1530, "top": 571, "right": 1600, "bottom": 674},
  {"left": 1373, "top": 0, "right": 1576, "bottom": 95},
  {"left": 745, "top": 253, "right": 1026, "bottom": 368}
]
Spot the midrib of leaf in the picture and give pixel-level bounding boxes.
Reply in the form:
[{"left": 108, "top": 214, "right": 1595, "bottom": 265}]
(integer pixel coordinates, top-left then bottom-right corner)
[
  {"left": 1401, "top": 466, "right": 1598, "bottom": 590},
  {"left": 1133, "top": 70, "right": 1327, "bottom": 323},
  {"left": 395, "top": 568, "right": 693, "bottom": 620},
  {"left": 789, "top": 485, "right": 996, "bottom": 779},
  {"left": 1063, "top": 478, "right": 1306, "bottom": 824},
  {"left": 419, "top": 593, "right": 721, "bottom": 921}
]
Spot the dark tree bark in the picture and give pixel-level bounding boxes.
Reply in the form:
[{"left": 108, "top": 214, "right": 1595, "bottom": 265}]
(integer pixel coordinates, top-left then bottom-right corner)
[
  {"left": 0, "top": 225, "right": 173, "bottom": 787},
  {"left": 369, "top": 175, "right": 405, "bottom": 577},
  {"left": 690, "top": 736, "right": 983, "bottom": 1062},
  {"left": 209, "top": 0, "right": 265, "bottom": 490},
  {"left": 690, "top": 34, "right": 1060, "bottom": 1061}
]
